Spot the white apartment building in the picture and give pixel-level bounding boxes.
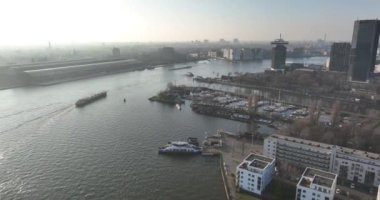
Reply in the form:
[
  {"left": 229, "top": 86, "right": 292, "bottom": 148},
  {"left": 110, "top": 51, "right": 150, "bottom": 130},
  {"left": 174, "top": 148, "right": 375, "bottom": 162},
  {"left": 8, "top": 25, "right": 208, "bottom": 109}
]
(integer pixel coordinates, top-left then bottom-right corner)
[
  {"left": 236, "top": 153, "right": 275, "bottom": 195},
  {"left": 208, "top": 51, "right": 217, "bottom": 58},
  {"left": 223, "top": 48, "right": 241, "bottom": 61},
  {"left": 332, "top": 146, "right": 380, "bottom": 187},
  {"left": 223, "top": 48, "right": 230, "bottom": 59},
  {"left": 264, "top": 134, "right": 380, "bottom": 187},
  {"left": 264, "top": 134, "right": 334, "bottom": 172},
  {"left": 296, "top": 167, "right": 337, "bottom": 200}
]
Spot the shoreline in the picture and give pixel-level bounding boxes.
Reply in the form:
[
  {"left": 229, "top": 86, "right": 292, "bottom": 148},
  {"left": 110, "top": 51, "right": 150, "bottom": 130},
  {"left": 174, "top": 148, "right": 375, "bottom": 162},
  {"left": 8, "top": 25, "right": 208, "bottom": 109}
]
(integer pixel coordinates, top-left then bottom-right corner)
[{"left": 0, "top": 59, "right": 204, "bottom": 91}]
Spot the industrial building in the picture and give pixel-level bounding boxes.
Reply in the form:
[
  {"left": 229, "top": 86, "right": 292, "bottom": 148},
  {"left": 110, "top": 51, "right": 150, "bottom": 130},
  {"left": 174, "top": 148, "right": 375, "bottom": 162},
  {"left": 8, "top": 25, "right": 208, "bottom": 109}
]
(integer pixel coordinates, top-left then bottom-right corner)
[
  {"left": 264, "top": 134, "right": 380, "bottom": 187},
  {"left": 329, "top": 42, "right": 351, "bottom": 72},
  {"left": 235, "top": 153, "right": 275, "bottom": 195},
  {"left": 24, "top": 59, "right": 142, "bottom": 85},
  {"left": 348, "top": 20, "right": 380, "bottom": 82},
  {"left": 296, "top": 167, "right": 337, "bottom": 200}
]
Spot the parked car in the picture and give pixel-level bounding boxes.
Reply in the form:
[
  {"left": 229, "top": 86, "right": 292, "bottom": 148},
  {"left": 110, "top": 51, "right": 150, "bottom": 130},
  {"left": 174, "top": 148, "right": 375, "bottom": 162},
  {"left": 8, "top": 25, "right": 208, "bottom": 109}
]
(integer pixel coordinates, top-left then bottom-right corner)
[{"left": 336, "top": 188, "right": 341, "bottom": 194}]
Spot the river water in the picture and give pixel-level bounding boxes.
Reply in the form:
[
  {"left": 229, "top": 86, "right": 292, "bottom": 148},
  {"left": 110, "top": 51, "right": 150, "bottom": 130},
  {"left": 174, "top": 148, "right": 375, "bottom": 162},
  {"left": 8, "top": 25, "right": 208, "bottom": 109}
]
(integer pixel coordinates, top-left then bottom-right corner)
[{"left": 0, "top": 57, "right": 327, "bottom": 199}]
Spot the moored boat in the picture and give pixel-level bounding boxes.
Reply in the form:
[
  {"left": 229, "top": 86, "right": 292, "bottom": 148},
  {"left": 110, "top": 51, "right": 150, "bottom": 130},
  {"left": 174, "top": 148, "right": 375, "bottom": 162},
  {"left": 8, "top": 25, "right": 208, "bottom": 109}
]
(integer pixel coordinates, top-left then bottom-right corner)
[{"left": 158, "top": 141, "right": 202, "bottom": 155}]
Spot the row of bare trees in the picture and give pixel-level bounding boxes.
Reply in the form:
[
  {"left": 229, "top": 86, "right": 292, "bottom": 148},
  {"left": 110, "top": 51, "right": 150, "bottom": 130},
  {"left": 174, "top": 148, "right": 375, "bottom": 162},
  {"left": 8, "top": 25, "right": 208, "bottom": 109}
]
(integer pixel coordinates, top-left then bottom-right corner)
[{"left": 282, "top": 119, "right": 380, "bottom": 153}]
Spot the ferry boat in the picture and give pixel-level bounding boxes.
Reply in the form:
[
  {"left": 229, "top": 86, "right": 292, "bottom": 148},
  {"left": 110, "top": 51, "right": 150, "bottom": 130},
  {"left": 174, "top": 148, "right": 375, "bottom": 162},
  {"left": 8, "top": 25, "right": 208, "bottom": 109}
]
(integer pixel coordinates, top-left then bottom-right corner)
[
  {"left": 187, "top": 137, "right": 199, "bottom": 146},
  {"left": 158, "top": 141, "right": 202, "bottom": 155}
]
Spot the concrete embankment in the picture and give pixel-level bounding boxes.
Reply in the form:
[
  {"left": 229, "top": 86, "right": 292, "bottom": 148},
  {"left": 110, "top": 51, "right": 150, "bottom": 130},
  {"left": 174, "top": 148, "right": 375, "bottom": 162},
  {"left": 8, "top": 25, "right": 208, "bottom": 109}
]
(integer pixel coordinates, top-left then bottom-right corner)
[
  {"left": 220, "top": 155, "right": 232, "bottom": 200},
  {"left": 204, "top": 132, "right": 264, "bottom": 200}
]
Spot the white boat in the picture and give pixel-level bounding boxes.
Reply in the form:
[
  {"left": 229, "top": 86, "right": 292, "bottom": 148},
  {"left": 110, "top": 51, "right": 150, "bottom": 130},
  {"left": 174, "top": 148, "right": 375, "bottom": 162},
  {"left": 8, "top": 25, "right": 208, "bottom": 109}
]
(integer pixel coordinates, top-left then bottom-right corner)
[
  {"left": 158, "top": 141, "right": 202, "bottom": 155},
  {"left": 263, "top": 105, "right": 276, "bottom": 112},
  {"left": 274, "top": 106, "right": 287, "bottom": 113}
]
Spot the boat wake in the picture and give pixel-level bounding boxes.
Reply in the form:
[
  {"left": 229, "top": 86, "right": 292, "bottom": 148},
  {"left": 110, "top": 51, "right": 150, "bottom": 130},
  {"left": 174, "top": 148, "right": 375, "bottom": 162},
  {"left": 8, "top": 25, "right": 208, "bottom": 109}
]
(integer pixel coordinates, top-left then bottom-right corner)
[
  {"left": 0, "top": 104, "right": 73, "bottom": 135},
  {"left": 0, "top": 103, "right": 57, "bottom": 119}
]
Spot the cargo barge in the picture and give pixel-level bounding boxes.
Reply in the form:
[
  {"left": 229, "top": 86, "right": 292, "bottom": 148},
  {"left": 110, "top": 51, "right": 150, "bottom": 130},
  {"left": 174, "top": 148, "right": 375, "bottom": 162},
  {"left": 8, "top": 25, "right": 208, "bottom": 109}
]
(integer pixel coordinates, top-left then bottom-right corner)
[{"left": 75, "top": 91, "right": 107, "bottom": 107}]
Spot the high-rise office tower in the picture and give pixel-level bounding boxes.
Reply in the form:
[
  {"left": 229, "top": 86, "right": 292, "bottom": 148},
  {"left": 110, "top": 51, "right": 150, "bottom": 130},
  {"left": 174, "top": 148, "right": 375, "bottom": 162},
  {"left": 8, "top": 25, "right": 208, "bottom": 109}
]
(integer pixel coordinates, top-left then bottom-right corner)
[
  {"left": 271, "top": 36, "right": 289, "bottom": 69},
  {"left": 329, "top": 42, "right": 351, "bottom": 72},
  {"left": 348, "top": 20, "right": 380, "bottom": 82}
]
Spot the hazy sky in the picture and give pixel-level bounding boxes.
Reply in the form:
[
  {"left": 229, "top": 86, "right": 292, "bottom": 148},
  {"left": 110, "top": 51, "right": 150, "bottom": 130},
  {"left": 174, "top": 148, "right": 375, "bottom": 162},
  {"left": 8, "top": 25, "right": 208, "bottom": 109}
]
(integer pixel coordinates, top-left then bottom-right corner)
[{"left": 1, "top": 0, "right": 379, "bottom": 46}]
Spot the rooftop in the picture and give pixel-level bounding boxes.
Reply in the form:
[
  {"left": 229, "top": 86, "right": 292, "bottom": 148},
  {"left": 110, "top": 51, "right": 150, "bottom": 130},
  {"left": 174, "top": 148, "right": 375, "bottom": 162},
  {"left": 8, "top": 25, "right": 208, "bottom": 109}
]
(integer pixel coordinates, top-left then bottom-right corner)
[
  {"left": 299, "top": 168, "right": 337, "bottom": 189},
  {"left": 304, "top": 168, "right": 336, "bottom": 180},
  {"left": 271, "top": 38, "right": 289, "bottom": 45},
  {"left": 336, "top": 146, "right": 380, "bottom": 161},
  {"left": 269, "top": 134, "right": 380, "bottom": 161},
  {"left": 239, "top": 153, "right": 275, "bottom": 171},
  {"left": 249, "top": 160, "right": 269, "bottom": 169},
  {"left": 245, "top": 153, "right": 274, "bottom": 163},
  {"left": 269, "top": 134, "right": 333, "bottom": 150},
  {"left": 313, "top": 176, "right": 334, "bottom": 188}
]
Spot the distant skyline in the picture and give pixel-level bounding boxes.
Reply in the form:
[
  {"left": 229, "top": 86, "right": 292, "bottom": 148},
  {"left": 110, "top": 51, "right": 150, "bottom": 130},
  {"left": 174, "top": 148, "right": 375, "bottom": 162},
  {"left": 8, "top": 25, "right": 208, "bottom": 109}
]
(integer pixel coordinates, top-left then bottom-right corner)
[{"left": 1, "top": 0, "right": 380, "bottom": 46}]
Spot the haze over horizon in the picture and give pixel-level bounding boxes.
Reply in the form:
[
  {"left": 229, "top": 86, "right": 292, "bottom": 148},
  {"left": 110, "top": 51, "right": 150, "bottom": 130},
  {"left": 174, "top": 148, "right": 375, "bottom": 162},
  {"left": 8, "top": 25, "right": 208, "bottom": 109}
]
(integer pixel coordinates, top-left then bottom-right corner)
[{"left": 1, "top": 0, "right": 380, "bottom": 47}]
